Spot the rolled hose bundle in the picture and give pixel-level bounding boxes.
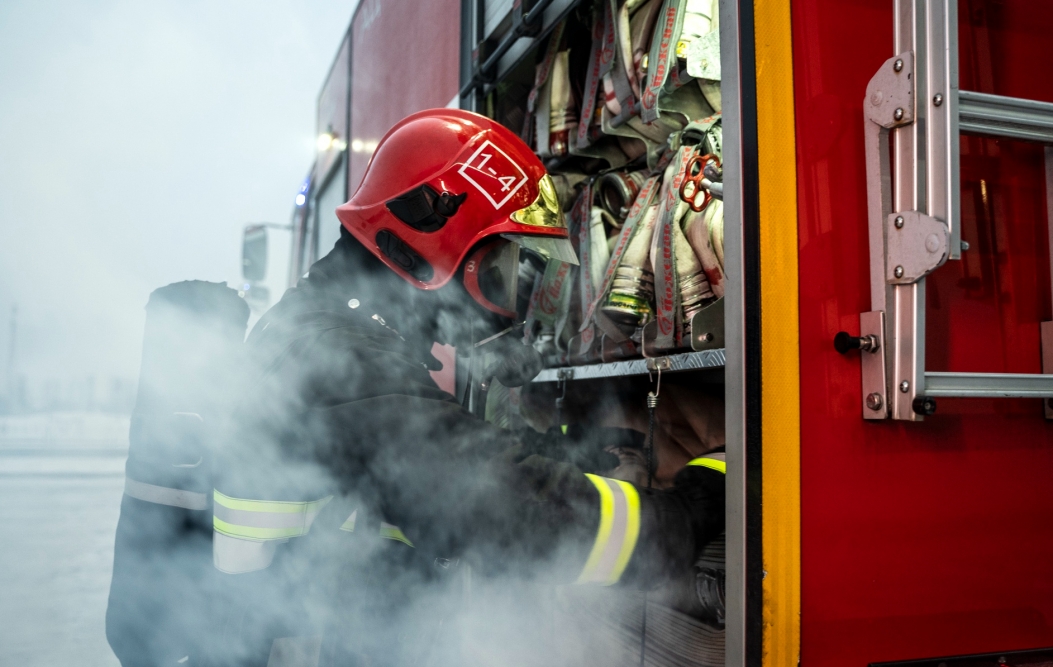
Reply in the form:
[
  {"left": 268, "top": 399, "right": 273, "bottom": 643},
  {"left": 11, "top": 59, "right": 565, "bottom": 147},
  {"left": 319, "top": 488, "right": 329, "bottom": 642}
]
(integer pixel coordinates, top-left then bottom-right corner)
[
  {"left": 682, "top": 199, "right": 724, "bottom": 298},
  {"left": 601, "top": 203, "right": 660, "bottom": 328},
  {"left": 670, "top": 208, "right": 716, "bottom": 320},
  {"left": 106, "top": 281, "right": 248, "bottom": 666}
]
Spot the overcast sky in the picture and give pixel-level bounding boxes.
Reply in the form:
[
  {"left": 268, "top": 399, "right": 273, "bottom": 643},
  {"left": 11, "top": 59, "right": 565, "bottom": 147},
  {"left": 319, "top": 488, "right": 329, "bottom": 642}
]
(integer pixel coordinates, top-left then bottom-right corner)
[{"left": 0, "top": 0, "right": 357, "bottom": 401}]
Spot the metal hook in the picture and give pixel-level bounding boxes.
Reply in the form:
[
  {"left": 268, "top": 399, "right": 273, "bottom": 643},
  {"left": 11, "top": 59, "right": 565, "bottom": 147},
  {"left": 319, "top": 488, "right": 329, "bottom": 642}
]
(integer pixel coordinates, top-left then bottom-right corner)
[
  {"left": 554, "top": 370, "right": 570, "bottom": 433},
  {"left": 646, "top": 365, "right": 662, "bottom": 407}
]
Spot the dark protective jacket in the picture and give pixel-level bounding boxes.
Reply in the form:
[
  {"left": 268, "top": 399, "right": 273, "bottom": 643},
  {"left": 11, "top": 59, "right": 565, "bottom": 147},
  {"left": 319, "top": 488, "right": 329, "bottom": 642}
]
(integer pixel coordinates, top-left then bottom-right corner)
[{"left": 209, "top": 232, "right": 725, "bottom": 666}]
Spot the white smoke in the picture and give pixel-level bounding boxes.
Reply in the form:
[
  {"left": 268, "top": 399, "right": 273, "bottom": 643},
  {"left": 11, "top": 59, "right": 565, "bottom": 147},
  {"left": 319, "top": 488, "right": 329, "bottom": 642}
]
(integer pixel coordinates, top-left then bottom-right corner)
[
  {"left": 0, "top": 2, "right": 355, "bottom": 665},
  {"left": 0, "top": 0, "right": 353, "bottom": 412}
]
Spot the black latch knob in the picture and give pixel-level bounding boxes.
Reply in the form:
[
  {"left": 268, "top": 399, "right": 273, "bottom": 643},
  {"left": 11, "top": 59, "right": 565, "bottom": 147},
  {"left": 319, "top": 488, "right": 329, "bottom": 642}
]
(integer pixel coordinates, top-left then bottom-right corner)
[
  {"left": 912, "top": 396, "right": 937, "bottom": 416},
  {"left": 834, "top": 331, "right": 880, "bottom": 354}
]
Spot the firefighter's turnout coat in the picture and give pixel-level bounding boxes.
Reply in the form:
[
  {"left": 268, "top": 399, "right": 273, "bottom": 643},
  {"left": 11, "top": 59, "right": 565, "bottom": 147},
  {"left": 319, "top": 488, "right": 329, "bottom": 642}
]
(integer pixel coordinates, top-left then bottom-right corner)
[{"left": 209, "top": 234, "right": 725, "bottom": 665}]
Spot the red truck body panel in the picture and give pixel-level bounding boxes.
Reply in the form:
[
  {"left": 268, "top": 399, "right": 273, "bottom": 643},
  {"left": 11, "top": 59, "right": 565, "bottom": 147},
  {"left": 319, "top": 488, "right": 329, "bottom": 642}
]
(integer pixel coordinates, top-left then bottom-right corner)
[
  {"left": 318, "top": 35, "right": 351, "bottom": 185},
  {"left": 793, "top": 1, "right": 1053, "bottom": 664},
  {"left": 347, "top": 0, "right": 461, "bottom": 196}
]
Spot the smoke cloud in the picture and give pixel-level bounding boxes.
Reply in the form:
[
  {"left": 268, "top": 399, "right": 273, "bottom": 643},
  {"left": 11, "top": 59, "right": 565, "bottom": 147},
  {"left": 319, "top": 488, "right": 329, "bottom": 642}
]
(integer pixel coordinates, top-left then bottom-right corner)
[
  {"left": 0, "top": 0, "right": 353, "bottom": 410},
  {"left": 105, "top": 243, "right": 726, "bottom": 666}
]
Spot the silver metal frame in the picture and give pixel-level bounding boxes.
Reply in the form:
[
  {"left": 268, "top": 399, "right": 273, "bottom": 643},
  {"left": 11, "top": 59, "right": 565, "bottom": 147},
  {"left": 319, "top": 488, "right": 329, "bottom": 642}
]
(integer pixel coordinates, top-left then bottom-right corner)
[
  {"left": 493, "top": 0, "right": 580, "bottom": 82},
  {"left": 960, "top": 91, "right": 1053, "bottom": 144},
  {"left": 460, "top": 0, "right": 580, "bottom": 107},
  {"left": 863, "top": 0, "right": 1053, "bottom": 420},
  {"left": 460, "top": 0, "right": 751, "bottom": 660},
  {"left": 719, "top": 0, "right": 747, "bottom": 661},
  {"left": 531, "top": 349, "right": 726, "bottom": 382},
  {"left": 1044, "top": 147, "right": 1053, "bottom": 418}
]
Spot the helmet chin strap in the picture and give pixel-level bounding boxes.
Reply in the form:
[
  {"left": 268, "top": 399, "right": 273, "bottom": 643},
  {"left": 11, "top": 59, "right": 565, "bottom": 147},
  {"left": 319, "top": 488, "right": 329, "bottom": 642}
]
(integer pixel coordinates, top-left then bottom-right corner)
[{"left": 473, "top": 323, "right": 521, "bottom": 349}]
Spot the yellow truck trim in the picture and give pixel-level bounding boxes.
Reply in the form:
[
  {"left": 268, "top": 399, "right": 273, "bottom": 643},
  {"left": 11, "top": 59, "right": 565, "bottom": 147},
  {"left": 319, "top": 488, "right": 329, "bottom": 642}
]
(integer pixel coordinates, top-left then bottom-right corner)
[{"left": 755, "top": 0, "right": 803, "bottom": 664}]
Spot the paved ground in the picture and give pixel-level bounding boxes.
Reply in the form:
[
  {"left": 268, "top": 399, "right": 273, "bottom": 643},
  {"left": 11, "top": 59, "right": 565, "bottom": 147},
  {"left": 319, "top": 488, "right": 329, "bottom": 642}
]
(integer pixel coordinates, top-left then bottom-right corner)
[{"left": 0, "top": 454, "right": 125, "bottom": 666}]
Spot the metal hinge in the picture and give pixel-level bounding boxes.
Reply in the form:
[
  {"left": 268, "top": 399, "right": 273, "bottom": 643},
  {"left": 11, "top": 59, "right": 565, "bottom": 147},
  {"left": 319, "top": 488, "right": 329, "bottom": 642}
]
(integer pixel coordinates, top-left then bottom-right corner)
[{"left": 885, "top": 211, "right": 949, "bottom": 284}]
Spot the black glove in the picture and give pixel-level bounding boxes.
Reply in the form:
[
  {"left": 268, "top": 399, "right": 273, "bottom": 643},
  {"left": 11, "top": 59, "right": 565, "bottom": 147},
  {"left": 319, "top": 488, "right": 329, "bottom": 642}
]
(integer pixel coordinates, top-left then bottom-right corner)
[
  {"left": 622, "top": 461, "right": 726, "bottom": 590},
  {"left": 562, "top": 424, "right": 640, "bottom": 473},
  {"left": 670, "top": 462, "right": 726, "bottom": 556},
  {"left": 516, "top": 426, "right": 626, "bottom": 474},
  {"left": 482, "top": 338, "right": 543, "bottom": 388}
]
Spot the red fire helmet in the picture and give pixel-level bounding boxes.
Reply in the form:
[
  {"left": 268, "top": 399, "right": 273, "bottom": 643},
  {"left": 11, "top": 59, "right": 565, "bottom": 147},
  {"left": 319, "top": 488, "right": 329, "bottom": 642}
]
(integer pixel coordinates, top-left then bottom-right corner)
[{"left": 335, "top": 108, "right": 577, "bottom": 318}]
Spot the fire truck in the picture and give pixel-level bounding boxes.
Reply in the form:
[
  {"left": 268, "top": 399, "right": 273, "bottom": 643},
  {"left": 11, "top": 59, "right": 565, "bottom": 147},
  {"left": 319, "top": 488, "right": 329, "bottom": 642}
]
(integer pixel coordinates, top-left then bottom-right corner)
[{"left": 239, "top": 0, "right": 1053, "bottom": 665}]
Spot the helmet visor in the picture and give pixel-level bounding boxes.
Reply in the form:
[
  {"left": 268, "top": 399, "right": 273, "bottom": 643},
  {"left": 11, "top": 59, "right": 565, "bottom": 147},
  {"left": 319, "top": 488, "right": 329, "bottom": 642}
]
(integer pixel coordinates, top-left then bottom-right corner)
[
  {"left": 503, "top": 234, "right": 579, "bottom": 265},
  {"left": 464, "top": 240, "right": 520, "bottom": 317}
]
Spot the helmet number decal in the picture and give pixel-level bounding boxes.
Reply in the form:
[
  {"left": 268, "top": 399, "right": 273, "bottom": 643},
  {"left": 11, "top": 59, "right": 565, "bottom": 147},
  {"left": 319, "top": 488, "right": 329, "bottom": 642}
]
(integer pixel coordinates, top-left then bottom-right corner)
[{"left": 457, "top": 140, "right": 528, "bottom": 209}]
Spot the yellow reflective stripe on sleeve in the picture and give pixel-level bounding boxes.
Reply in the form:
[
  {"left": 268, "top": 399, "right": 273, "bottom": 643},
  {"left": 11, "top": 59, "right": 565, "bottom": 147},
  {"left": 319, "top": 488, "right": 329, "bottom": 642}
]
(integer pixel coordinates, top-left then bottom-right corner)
[
  {"left": 339, "top": 510, "right": 358, "bottom": 533},
  {"left": 576, "top": 474, "right": 640, "bottom": 586},
  {"left": 212, "top": 489, "right": 332, "bottom": 541},
  {"left": 338, "top": 511, "right": 413, "bottom": 547},
  {"left": 213, "top": 490, "right": 331, "bottom": 515},
  {"left": 577, "top": 474, "right": 615, "bottom": 583},
  {"left": 687, "top": 457, "right": 727, "bottom": 474},
  {"left": 379, "top": 522, "right": 414, "bottom": 548}
]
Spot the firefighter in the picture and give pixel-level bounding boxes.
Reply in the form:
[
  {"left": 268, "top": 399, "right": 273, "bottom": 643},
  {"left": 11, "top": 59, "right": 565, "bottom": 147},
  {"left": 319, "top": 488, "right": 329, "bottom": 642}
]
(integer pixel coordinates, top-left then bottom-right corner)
[{"left": 210, "top": 108, "right": 725, "bottom": 666}]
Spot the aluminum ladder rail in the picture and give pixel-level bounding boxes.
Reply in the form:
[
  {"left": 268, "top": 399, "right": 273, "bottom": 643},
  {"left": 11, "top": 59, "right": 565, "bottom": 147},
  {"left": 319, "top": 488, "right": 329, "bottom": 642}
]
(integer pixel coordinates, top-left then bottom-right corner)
[{"left": 856, "top": 0, "right": 1053, "bottom": 421}]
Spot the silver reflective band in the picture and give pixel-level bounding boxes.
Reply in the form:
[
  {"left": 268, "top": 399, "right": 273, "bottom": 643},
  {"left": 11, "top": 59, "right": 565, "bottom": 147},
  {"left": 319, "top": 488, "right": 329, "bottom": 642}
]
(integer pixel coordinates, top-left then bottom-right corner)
[
  {"left": 576, "top": 474, "right": 641, "bottom": 586},
  {"left": 213, "top": 532, "right": 282, "bottom": 574},
  {"left": 124, "top": 477, "right": 208, "bottom": 511}
]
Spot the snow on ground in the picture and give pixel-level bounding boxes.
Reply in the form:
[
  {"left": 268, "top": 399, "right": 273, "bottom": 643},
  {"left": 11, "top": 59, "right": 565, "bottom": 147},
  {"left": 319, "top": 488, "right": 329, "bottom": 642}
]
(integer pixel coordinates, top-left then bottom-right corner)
[{"left": 0, "top": 411, "right": 127, "bottom": 665}]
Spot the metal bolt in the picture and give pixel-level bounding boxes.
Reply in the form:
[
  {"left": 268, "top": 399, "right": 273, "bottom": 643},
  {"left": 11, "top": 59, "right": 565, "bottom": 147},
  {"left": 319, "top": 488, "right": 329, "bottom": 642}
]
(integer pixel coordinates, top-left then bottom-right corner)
[
  {"left": 960, "top": 240, "right": 970, "bottom": 251},
  {"left": 933, "top": 93, "right": 944, "bottom": 106},
  {"left": 894, "top": 215, "right": 904, "bottom": 229},
  {"left": 900, "top": 380, "right": 910, "bottom": 393},
  {"left": 894, "top": 265, "right": 904, "bottom": 278},
  {"left": 866, "top": 393, "right": 884, "bottom": 411},
  {"left": 859, "top": 334, "right": 880, "bottom": 353},
  {"left": 893, "top": 107, "right": 904, "bottom": 121},
  {"left": 347, "top": 298, "right": 360, "bottom": 309},
  {"left": 893, "top": 58, "right": 903, "bottom": 72}
]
